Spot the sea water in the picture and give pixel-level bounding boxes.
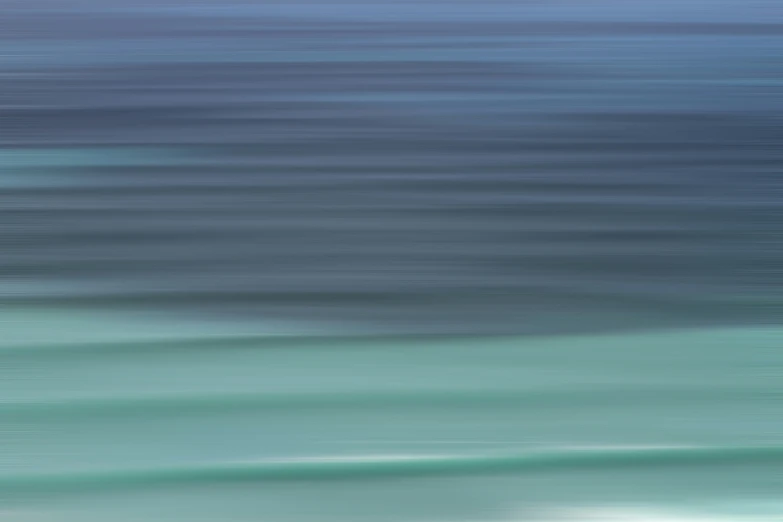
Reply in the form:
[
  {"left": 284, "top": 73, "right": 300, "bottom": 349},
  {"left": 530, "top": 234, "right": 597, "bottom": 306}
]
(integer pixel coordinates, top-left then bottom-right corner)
[{"left": 1, "top": 1, "right": 781, "bottom": 520}]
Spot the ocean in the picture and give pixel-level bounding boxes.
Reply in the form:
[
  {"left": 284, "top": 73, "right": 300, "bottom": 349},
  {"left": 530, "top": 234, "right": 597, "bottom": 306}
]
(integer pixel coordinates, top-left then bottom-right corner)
[{"left": 1, "top": 1, "right": 782, "bottom": 520}]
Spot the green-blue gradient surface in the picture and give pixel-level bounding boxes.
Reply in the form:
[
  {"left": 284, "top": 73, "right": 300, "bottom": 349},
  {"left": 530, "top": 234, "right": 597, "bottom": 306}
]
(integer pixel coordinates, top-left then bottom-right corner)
[{"left": 2, "top": 1, "right": 781, "bottom": 520}]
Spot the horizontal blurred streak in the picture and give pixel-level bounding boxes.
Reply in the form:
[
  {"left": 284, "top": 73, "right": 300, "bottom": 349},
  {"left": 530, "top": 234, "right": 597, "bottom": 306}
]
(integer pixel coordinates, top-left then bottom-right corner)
[
  {"left": 1, "top": 1, "right": 781, "bottom": 521},
  {"left": 3, "top": 445, "right": 783, "bottom": 493}
]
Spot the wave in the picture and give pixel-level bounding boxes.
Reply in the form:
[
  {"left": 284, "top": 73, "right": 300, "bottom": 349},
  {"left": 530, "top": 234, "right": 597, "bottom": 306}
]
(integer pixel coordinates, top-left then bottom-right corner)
[
  {"left": 525, "top": 504, "right": 783, "bottom": 522},
  {"left": 2, "top": 385, "right": 775, "bottom": 419},
  {"left": 4, "top": 446, "right": 783, "bottom": 494},
  {"left": 2, "top": 324, "right": 777, "bottom": 357}
]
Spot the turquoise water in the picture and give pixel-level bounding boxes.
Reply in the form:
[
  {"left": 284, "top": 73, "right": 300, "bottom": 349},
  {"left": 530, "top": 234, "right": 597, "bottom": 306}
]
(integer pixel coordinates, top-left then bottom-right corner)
[
  {"left": 2, "top": 310, "right": 782, "bottom": 520},
  {"left": 2, "top": 1, "right": 781, "bottom": 520}
]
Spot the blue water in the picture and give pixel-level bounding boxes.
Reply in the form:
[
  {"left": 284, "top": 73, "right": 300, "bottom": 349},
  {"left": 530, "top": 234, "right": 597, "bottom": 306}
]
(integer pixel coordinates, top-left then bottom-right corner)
[{"left": 1, "top": 1, "right": 781, "bottom": 520}]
